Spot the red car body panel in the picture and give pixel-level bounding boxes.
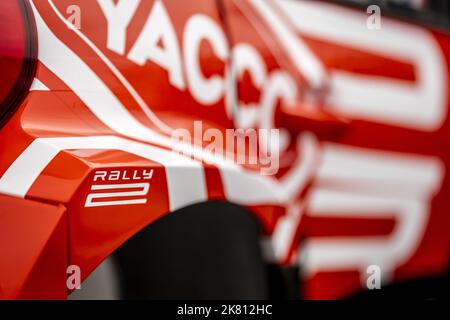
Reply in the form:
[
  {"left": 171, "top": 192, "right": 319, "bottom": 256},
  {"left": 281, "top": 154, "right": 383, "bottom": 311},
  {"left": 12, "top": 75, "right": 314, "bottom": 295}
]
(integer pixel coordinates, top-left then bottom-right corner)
[{"left": 0, "top": 0, "right": 450, "bottom": 299}]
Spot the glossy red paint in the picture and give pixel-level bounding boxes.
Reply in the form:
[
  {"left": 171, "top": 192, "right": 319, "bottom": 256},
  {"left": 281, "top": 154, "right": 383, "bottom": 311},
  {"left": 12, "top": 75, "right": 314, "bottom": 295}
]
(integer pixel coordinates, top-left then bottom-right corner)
[{"left": 0, "top": 194, "right": 66, "bottom": 299}]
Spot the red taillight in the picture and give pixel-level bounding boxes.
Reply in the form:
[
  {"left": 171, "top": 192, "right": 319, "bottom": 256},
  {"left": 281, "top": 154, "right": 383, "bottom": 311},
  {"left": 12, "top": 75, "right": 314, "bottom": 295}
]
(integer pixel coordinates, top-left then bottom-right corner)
[{"left": 0, "top": 0, "right": 37, "bottom": 123}]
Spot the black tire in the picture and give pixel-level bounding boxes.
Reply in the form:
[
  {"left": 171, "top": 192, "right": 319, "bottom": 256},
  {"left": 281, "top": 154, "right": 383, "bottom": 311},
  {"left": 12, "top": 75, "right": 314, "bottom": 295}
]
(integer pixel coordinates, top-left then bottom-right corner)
[{"left": 114, "top": 201, "right": 270, "bottom": 299}]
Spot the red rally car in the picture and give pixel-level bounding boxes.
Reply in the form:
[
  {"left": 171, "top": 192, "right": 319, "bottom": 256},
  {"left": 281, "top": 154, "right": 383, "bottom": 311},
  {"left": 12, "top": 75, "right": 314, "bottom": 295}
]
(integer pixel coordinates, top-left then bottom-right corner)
[{"left": 1, "top": 0, "right": 450, "bottom": 299}]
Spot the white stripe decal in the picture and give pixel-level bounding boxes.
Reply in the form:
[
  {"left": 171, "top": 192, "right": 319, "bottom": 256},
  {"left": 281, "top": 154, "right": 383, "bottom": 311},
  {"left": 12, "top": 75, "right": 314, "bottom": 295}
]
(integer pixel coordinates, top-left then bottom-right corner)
[
  {"left": 0, "top": 136, "right": 207, "bottom": 212},
  {"left": 303, "top": 190, "right": 428, "bottom": 281},
  {"left": 29, "top": 2, "right": 290, "bottom": 205},
  {"left": 0, "top": 134, "right": 307, "bottom": 207},
  {"left": 301, "top": 143, "right": 444, "bottom": 278},
  {"left": 85, "top": 183, "right": 150, "bottom": 207}
]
